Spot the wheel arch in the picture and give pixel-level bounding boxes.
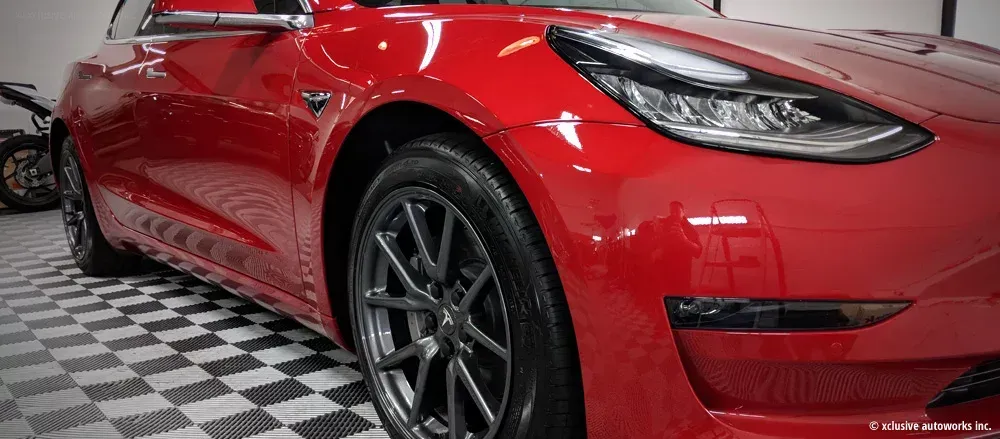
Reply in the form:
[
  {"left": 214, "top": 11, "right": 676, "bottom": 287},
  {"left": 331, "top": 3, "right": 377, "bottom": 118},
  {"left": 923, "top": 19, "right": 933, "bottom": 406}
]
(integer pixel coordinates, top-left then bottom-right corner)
[
  {"left": 321, "top": 100, "right": 482, "bottom": 346},
  {"left": 48, "top": 118, "right": 71, "bottom": 176},
  {"left": 318, "top": 98, "right": 564, "bottom": 349}
]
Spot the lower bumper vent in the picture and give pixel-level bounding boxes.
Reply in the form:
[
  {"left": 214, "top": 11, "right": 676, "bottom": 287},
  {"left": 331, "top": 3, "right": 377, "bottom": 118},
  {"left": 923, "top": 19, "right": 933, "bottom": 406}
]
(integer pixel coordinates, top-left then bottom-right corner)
[{"left": 928, "top": 358, "right": 1000, "bottom": 408}]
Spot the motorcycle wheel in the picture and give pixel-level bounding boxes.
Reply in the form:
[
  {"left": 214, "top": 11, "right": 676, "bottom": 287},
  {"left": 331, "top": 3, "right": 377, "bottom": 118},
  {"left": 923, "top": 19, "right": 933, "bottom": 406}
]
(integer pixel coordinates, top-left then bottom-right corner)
[{"left": 0, "top": 135, "right": 59, "bottom": 212}]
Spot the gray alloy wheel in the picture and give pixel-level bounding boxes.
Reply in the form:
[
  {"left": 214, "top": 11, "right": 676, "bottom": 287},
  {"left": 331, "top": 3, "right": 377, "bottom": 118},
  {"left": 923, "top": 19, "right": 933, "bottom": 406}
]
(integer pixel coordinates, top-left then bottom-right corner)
[
  {"left": 355, "top": 186, "right": 511, "bottom": 439},
  {"left": 59, "top": 152, "right": 91, "bottom": 261}
]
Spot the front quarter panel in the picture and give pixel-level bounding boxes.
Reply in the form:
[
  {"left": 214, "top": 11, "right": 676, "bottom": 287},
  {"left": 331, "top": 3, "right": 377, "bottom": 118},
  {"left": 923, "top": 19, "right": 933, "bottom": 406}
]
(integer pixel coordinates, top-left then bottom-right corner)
[
  {"left": 312, "top": 5, "right": 642, "bottom": 134},
  {"left": 290, "top": 6, "right": 643, "bottom": 334}
]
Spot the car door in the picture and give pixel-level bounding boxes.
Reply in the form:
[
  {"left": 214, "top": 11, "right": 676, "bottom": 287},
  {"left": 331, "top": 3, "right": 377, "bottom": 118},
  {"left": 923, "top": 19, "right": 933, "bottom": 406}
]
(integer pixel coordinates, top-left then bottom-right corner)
[{"left": 123, "top": 1, "right": 306, "bottom": 297}]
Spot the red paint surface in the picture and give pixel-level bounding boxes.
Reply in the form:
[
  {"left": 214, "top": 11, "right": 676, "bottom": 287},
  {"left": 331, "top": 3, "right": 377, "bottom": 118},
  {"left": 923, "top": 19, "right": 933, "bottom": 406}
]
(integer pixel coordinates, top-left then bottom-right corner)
[{"left": 54, "top": 2, "right": 1000, "bottom": 437}]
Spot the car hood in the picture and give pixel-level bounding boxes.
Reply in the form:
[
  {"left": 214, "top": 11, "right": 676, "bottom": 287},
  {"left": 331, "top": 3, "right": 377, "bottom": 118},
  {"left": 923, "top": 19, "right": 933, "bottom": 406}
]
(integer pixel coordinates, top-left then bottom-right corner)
[{"left": 588, "top": 13, "right": 1000, "bottom": 124}]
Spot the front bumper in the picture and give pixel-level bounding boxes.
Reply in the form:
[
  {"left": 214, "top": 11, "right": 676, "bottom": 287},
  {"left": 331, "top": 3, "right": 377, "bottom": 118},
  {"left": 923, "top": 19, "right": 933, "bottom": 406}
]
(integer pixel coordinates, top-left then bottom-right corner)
[{"left": 483, "top": 115, "right": 1000, "bottom": 438}]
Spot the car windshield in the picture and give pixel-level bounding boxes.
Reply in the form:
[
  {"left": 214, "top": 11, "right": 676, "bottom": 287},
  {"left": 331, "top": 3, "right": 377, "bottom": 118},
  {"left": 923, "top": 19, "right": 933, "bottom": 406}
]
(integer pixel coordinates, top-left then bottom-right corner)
[{"left": 359, "top": 0, "right": 720, "bottom": 16}]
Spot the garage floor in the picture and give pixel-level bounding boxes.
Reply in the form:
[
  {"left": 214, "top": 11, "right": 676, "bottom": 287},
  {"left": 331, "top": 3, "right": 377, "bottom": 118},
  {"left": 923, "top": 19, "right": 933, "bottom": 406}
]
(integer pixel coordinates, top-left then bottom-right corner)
[{"left": 0, "top": 210, "right": 389, "bottom": 439}]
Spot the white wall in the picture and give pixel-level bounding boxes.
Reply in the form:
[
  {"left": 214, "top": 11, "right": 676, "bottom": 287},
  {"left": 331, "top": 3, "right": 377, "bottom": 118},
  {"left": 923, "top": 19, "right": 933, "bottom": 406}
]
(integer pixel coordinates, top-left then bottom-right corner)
[
  {"left": 0, "top": 0, "right": 119, "bottom": 132},
  {"left": 719, "top": 0, "right": 943, "bottom": 34},
  {"left": 955, "top": 0, "right": 1000, "bottom": 49}
]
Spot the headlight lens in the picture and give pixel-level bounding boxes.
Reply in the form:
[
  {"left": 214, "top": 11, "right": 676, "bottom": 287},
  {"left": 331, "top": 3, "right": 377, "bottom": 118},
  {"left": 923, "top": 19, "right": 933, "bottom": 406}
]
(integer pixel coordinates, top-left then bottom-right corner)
[
  {"left": 665, "top": 297, "right": 909, "bottom": 330},
  {"left": 548, "top": 26, "right": 934, "bottom": 162}
]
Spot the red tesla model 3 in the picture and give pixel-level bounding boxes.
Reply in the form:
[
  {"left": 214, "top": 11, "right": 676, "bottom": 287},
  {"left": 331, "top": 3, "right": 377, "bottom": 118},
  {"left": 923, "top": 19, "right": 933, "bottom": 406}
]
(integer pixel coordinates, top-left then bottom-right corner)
[{"left": 52, "top": 0, "right": 1000, "bottom": 437}]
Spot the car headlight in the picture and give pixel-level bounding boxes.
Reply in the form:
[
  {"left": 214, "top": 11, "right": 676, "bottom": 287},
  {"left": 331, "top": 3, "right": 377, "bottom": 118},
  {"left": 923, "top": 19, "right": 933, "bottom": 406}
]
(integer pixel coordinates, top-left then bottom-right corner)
[{"left": 547, "top": 26, "right": 934, "bottom": 162}]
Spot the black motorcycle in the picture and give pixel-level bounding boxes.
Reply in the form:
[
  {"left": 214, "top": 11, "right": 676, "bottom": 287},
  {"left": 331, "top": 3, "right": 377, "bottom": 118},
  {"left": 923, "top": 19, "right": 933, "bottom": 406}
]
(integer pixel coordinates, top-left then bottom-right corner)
[{"left": 0, "top": 82, "right": 58, "bottom": 212}]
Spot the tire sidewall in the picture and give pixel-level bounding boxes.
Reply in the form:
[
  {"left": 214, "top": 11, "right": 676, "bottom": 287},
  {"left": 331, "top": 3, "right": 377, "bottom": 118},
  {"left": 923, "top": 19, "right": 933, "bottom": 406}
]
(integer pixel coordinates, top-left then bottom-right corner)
[{"left": 348, "top": 146, "right": 545, "bottom": 439}]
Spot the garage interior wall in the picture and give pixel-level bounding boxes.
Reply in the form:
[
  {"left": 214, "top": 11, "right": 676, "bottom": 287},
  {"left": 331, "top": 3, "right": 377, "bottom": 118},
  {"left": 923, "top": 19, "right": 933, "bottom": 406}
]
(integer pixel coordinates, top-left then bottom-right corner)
[
  {"left": 955, "top": 0, "right": 1000, "bottom": 49},
  {"left": 0, "top": 0, "right": 119, "bottom": 132},
  {"left": 1, "top": 0, "right": 998, "bottom": 132},
  {"left": 717, "top": 0, "right": 944, "bottom": 33}
]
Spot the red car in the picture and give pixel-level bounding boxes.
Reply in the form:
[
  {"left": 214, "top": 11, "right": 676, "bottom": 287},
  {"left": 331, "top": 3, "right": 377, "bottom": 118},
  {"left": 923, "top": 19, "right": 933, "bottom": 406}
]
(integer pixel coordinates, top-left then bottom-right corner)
[{"left": 53, "top": 0, "right": 1000, "bottom": 437}]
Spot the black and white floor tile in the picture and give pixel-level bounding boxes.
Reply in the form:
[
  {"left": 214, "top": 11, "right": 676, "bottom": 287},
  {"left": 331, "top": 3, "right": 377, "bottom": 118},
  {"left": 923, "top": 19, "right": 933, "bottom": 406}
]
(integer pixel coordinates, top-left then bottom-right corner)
[{"left": 0, "top": 210, "right": 389, "bottom": 439}]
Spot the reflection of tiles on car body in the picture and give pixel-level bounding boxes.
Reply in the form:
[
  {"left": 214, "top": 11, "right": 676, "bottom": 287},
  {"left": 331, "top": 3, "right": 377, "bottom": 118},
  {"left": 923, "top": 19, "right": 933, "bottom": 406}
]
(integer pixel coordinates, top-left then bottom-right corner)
[{"left": 0, "top": 209, "right": 387, "bottom": 439}]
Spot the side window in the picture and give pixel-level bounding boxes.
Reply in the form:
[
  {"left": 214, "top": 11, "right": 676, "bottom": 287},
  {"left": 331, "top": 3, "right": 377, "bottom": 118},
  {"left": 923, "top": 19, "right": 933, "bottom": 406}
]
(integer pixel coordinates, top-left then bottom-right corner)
[
  {"left": 111, "top": 0, "right": 156, "bottom": 39},
  {"left": 108, "top": 0, "right": 307, "bottom": 40},
  {"left": 136, "top": 12, "right": 165, "bottom": 37},
  {"left": 107, "top": 0, "right": 125, "bottom": 38},
  {"left": 254, "top": 0, "right": 306, "bottom": 14}
]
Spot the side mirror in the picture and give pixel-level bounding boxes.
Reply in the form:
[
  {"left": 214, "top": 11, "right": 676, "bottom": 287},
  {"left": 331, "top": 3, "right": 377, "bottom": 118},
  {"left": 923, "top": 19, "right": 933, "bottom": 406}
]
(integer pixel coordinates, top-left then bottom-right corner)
[{"left": 152, "top": 0, "right": 313, "bottom": 32}]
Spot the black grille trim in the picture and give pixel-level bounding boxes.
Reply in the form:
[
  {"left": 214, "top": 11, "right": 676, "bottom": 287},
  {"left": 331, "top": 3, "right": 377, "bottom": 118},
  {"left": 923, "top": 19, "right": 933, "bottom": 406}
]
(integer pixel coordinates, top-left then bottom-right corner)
[{"left": 928, "top": 358, "right": 1000, "bottom": 408}]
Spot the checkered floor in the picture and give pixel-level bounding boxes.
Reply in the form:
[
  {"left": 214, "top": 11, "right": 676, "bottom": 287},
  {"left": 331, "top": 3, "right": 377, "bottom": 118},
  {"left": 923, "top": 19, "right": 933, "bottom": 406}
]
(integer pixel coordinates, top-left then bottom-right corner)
[{"left": 0, "top": 210, "right": 389, "bottom": 439}]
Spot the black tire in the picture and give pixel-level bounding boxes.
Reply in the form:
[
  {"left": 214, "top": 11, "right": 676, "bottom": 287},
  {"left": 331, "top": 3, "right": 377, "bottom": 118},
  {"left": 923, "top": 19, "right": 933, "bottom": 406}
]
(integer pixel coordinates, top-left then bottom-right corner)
[
  {"left": 0, "top": 135, "right": 59, "bottom": 212},
  {"left": 58, "top": 137, "right": 142, "bottom": 276},
  {"left": 348, "top": 133, "right": 586, "bottom": 439}
]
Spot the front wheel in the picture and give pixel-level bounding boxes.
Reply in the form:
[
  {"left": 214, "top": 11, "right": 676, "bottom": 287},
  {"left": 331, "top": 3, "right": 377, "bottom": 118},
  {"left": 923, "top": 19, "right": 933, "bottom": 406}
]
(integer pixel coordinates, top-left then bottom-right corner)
[
  {"left": 0, "top": 135, "right": 59, "bottom": 212},
  {"left": 348, "top": 133, "right": 586, "bottom": 439},
  {"left": 58, "top": 137, "right": 142, "bottom": 276}
]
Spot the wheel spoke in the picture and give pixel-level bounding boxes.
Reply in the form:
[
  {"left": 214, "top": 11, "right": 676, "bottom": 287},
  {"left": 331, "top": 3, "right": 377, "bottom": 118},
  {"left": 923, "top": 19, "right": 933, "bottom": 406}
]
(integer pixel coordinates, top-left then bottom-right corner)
[
  {"left": 375, "top": 336, "right": 436, "bottom": 371},
  {"left": 363, "top": 288, "right": 434, "bottom": 312},
  {"left": 446, "top": 359, "right": 469, "bottom": 439},
  {"left": 403, "top": 200, "right": 438, "bottom": 278},
  {"left": 76, "top": 216, "right": 88, "bottom": 248},
  {"left": 66, "top": 225, "right": 78, "bottom": 248},
  {"left": 464, "top": 322, "right": 509, "bottom": 362},
  {"left": 406, "top": 340, "right": 440, "bottom": 427},
  {"left": 62, "top": 165, "right": 83, "bottom": 195},
  {"left": 458, "top": 266, "right": 493, "bottom": 313},
  {"left": 374, "top": 232, "right": 436, "bottom": 309},
  {"left": 436, "top": 210, "right": 456, "bottom": 283},
  {"left": 455, "top": 354, "right": 499, "bottom": 425},
  {"left": 64, "top": 209, "right": 80, "bottom": 226}
]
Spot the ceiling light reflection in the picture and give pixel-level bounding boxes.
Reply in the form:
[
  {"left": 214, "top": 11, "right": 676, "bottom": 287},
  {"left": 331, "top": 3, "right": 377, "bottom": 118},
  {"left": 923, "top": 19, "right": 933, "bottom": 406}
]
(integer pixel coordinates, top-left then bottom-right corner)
[
  {"left": 687, "top": 216, "right": 749, "bottom": 226},
  {"left": 419, "top": 20, "right": 443, "bottom": 72}
]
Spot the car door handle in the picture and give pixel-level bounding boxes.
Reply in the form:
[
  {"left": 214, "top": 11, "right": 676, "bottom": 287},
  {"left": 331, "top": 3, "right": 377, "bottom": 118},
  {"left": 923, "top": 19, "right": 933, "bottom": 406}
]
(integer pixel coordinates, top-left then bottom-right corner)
[{"left": 145, "top": 68, "right": 167, "bottom": 79}]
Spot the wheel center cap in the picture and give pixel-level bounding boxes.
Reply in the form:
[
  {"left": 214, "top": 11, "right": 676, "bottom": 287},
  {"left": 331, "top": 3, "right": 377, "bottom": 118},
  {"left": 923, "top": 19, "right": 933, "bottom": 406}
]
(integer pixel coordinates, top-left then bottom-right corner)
[{"left": 439, "top": 306, "right": 457, "bottom": 335}]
